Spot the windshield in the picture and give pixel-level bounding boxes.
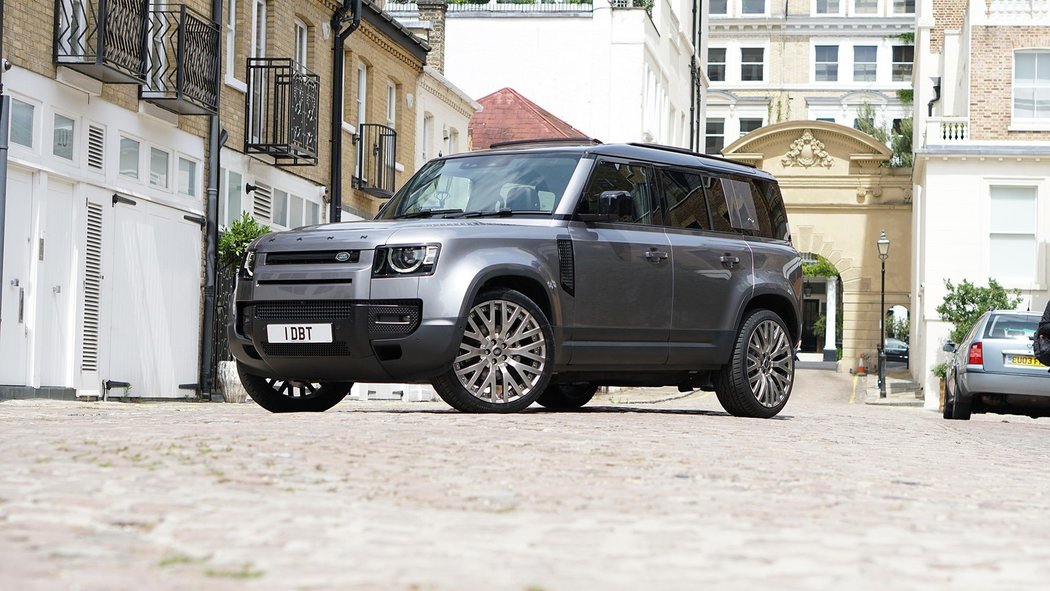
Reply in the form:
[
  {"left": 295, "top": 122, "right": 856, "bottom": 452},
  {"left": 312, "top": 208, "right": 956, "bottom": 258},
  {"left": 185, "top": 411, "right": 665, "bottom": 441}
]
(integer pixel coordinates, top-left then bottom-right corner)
[{"left": 377, "top": 153, "right": 582, "bottom": 219}]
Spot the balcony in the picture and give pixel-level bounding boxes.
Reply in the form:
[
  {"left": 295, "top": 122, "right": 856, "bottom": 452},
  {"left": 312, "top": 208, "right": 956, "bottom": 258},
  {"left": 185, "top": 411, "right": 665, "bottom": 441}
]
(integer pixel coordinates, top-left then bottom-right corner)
[
  {"left": 353, "top": 124, "right": 397, "bottom": 198},
  {"left": 139, "top": 5, "right": 220, "bottom": 116},
  {"left": 53, "top": 0, "right": 149, "bottom": 84},
  {"left": 245, "top": 58, "right": 320, "bottom": 166},
  {"left": 923, "top": 117, "right": 969, "bottom": 147}
]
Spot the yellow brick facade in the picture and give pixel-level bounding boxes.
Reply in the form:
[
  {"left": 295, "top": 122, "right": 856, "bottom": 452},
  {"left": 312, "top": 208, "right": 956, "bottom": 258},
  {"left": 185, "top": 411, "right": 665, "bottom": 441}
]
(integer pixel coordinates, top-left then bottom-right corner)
[{"left": 968, "top": 26, "right": 1050, "bottom": 142}]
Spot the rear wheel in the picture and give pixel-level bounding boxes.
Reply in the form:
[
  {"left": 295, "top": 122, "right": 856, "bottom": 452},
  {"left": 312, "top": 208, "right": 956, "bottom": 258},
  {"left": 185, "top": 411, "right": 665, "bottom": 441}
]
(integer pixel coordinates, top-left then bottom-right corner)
[
  {"left": 237, "top": 362, "right": 353, "bottom": 413},
  {"left": 715, "top": 309, "right": 794, "bottom": 418},
  {"left": 536, "top": 384, "right": 598, "bottom": 410},
  {"left": 433, "top": 288, "right": 554, "bottom": 413},
  {"left": 944, "top": 376, "right": 972, "bottom": 420}
]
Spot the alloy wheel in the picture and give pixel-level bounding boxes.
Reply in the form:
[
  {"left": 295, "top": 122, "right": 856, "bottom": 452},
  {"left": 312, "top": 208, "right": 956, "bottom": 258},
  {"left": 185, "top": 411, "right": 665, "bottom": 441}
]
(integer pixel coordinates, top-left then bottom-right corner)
[
  {"left": 746, "top": 319, "right": 794, "bottom": 408},
  {"left": 454, "top": 299, "right": 547, "bottom": 405}
]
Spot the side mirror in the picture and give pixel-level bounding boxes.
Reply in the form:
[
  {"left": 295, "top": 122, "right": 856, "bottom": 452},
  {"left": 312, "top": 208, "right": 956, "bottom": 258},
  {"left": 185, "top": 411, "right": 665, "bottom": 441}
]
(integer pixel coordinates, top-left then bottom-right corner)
[
  {"left": 598, "top": 190, "right": 634, "bottom": 220},
  {"left": 942, "top": 342, "right": 956, "bottom": 353}
]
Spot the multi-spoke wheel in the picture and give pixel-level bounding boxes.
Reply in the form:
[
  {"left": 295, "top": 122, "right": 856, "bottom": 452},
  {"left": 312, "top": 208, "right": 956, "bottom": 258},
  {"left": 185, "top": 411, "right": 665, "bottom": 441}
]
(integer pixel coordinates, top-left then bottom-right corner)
[
  {"left": 715, "top": 309, "right": 794, "bottom": 418},
  {"left": 237, "top": 362, "right": 353, "bottom": 413},
  {"left": 433, "top": 288, "right": 553, "bottom": 413}
]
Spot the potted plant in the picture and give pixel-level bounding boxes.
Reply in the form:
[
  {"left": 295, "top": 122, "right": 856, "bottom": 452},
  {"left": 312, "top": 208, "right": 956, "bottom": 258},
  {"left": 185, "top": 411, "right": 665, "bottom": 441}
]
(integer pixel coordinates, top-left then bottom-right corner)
[
  {"left": 931, "top": 361, "right": 948, "bottom": 411},
  {"left": 216, "top": 213, "right": 270, "bottom": 403}
]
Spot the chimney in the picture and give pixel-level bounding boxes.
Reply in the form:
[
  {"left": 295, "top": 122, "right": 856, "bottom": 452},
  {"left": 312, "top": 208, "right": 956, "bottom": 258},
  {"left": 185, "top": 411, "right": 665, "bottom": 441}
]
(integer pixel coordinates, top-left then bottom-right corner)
[{"left": 416, "top": 0, "right": 448, "bottom": 74}]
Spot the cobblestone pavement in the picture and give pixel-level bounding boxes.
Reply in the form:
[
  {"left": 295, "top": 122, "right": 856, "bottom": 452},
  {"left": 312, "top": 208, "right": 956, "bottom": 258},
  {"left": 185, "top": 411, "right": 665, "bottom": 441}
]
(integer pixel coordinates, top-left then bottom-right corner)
[{"left": 3, "top": 369, "right": 1050, "bottom": 591}]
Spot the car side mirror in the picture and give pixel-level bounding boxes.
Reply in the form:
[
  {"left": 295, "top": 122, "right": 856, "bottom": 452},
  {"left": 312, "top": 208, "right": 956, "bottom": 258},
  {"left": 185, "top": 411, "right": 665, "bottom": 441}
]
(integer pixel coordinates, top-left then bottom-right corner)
[
  {"left": 943, "top": 342, "right": 956, "bottom": 353},
  {"left": 598, "top": 190, "right": 634, "bottom": 220}
]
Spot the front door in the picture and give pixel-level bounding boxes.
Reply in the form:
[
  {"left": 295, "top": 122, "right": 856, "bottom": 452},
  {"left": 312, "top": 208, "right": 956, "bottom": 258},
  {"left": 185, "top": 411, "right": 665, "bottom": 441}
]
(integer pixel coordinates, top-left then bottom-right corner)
[
  {"left": 35, "top": 179, "right": 76, "bottom": 386},
  {"left": 0, "top": 168, "right": 34, "bottom": 385},
  {"left": 567, "top": 159, "right": 672, "bottom": 367}
]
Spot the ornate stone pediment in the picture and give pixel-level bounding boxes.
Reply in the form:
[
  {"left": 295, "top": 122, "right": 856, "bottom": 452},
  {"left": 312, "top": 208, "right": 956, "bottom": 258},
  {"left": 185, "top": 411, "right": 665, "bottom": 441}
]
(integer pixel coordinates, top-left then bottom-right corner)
[{"left": 782, "top": 130, "right": 833, "bottom": 168}]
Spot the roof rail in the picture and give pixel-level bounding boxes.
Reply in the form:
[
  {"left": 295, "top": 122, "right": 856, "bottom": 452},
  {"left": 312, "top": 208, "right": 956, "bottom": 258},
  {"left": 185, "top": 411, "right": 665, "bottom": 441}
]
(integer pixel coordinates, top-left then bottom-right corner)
[
  {"left": 627, "top": 142, "right": 757, "bottom": 168},
  {"left": 489, "top": 137, "right": 603, "bottom": 150}
]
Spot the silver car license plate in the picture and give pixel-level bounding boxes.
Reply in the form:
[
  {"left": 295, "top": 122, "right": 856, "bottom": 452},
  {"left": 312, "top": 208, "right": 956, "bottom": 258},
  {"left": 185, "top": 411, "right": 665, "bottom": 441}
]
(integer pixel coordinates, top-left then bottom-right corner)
[{"left": 266, "top": 324, "right": 333, "bottom": 343}]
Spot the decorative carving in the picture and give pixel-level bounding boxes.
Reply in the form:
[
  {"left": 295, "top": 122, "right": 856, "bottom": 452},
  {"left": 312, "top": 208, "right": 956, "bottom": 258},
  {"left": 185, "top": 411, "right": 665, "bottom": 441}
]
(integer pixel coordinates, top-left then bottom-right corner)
[{"left": 782, "top": 130, "right": 833, "bottom": 168}]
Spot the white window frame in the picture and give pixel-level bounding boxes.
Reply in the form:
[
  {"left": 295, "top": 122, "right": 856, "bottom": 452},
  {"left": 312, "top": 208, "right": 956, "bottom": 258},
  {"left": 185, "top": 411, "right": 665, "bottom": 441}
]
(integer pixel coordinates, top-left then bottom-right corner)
[
  {"left": 853, "top": 45, "right": 878, "bottom": 82},
  {"left": 706, "top": 117, "right": 726, "bottom": 154},
  {"left": 708, "top": 47, "right": 727, "bottom": 82},
  {"left": 986, "top": 183, "right": 1040, "bottom": 287},
  {"left": 219, "top": 168, "right": 246, "bottom": 229},
  {"left": 119, "top": 135, "right": 141, "bottom": 180},
  {"left": 251, "top": 0, "right": 266, "bottom": 60},
  {"left": 294, "top": 18, "right": 308, "bottom": 70},
  {"left": 386, "top": 82, "right": 396, "bottom": 129},
  {"left": 709, "top": 0, "right": 727, "bottom": 15},
  {"left": 356, "top": 63, "right": 368, "bottom": 127},
  {"left": 891, "top": 45, "right": 913, "bottom": 83},
  {"left": 740, "top": 47, "right": 765, "bottom": 83},
  {"left": 52, "top": 110, "right": 77, "bottom": 162},
  {"left": 1012, "top": 50, "right": 1050, "bottom": 130},
  {"left": 224, "top": 0, "right": 246, "bottom": 90},
  {"left": 740, "top": 0, "right": 767, "bottom": 16},
  {"left": 9, "top": 96, "right": 38, "bottom": 152},
  {"left": 422, "top": 112, "right": 433, "bottom": 162},
  {"left": 851, "top": 0, "right": 879, "bottom": 15},
  {"left": 738, "top": 117, "right": 764, "bottom": 138},
  {"left": 814, "top": 45, "right": 840, "bottom": 83},
  {"left": 177, "top": 155, "right": 200, "bottom": 198},
  {"left": 892, "top": 0, "right": 914, "bottom": 14},
  {"left": 149, "top": 146, "right": 170, "bottom": 189},
  {"left": 813, "top": 0, "right": 844, "bottom": 16}
]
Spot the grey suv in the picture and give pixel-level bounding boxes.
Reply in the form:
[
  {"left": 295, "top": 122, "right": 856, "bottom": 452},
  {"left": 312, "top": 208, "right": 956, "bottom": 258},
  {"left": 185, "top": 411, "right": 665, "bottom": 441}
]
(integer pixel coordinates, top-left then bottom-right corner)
[{"left": 229, "top": 142, "right": 802, "bottom": 417}]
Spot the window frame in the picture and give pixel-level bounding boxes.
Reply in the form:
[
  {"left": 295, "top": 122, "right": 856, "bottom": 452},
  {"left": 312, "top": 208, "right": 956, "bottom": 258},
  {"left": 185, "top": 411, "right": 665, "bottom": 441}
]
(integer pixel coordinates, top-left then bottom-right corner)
[
  {"left": 987, "top": 184, "right": 1039, "bottom": 286},
  {"left": 177, "top": 155, "right": 200, "bottom": 198},
  {"left": 52, "top": 110, "right": 76, "bottom": 162},
  {"left": 738, "top": 117, "right": 764, "bottom": 137},
  {"left": 294, "top": 18, "right": 308, "bottom": 70},
  {"left": 892, "top": 45, "right": 914, "bottom": 82},
  {"left": 852, "top": 0, "right": 878, "bottom": 14},
  {"left": 1012, "top": 50, "right": 1050, "bottom": 128},
  {"left": 251, "top": 0, "right": 267, "bottom": 60},
  {"left": 149, "top": 146, "right": 171, "bottom": 189},
  {"left": 814, "top": 45, "right": 840, "bottom": 82},
  {"left": 853, "top": 45, "right": 878, "bottom": 82},
  {"left": 740, "top": 47, "right": 765, "bottom": 82},
  {"left": 813, "top": 0, "right": 843, "bottom": 15},
  {"left": 119, "top": 135, "right": 142, "bottom": 180},
  {"left": 705, "top": 118, "right": 726, "bottom": 155},
  {"left": 224, "top": 0, "right": 246, "bottom": 89},
  {"left": 740, "top": 0, "right": 766, "bottom": 15},
  {"left": 892, "top": 0, "right": 914, "bottom": 14},
  {"left": 9, "top": 97, "right": 37, "bottom": 151},
  {"left": 575, "top": 159, "right": 662, "bottom": 227},
  {"left": 219, "top": 168, "right": 245, "bottom": 229},
  {"left": 708, "top": 47, "right": 727, "bottom": 82}
]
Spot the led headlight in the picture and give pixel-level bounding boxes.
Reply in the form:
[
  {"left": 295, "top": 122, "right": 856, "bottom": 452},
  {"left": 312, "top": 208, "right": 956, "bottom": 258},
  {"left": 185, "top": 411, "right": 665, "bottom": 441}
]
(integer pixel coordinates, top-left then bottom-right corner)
[
  {"left": 240, "top": 249, "right": 257, "bottom": 279},
  {"left": 374, "top": 244, "right": 440, "bottom": 277}
]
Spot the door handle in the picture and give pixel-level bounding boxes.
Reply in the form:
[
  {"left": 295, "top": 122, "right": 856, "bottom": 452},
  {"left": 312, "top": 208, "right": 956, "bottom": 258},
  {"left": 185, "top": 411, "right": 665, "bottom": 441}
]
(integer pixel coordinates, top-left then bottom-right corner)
[
  {"left": 9, "top": 278, "right": 19, "bottom": 287},
  {"left": 720, "top": 254, "right": 740, "bottom": 268},
  {"left": 645, "top": 249, "right": 669, "bottom": 261},
  {"left": 18, "top": 287, "right": 24, "bottom": 324}
]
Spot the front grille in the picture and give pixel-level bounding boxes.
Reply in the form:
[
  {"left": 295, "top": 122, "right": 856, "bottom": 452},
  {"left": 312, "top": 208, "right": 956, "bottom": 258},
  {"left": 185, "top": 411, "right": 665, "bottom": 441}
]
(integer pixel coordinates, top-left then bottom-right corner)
[
  {"left": 265, "top": 250, "right": 361, "bottom": 265},
  {"left": 368, "top": 301, "right": 422, "bottom": 338},
  {"left": 254, "top": 301, "right": 357, "bottom": 321},
  {"left": 261, "top": 342, "right": 351, "bottom": 357}
]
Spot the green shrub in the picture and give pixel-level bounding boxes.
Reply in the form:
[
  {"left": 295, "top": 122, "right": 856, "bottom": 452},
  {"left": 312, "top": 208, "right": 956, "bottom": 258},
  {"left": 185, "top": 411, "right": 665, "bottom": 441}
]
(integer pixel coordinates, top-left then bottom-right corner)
[
  {"left": 936, "top": 278, "right": 1022, "bottom": 345},
  {"left": 218, "top": 213, "right": 270, "bottom": 269}
]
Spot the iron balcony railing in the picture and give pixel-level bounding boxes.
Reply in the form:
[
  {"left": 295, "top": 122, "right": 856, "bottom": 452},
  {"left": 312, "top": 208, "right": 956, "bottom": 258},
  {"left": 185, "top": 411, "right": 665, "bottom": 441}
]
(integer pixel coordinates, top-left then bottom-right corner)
[
  {"left": 140, "top": 5, "right": 220, "bottom": 116},
  {"left": 245, "top": 58, "right": 320, "bottom": 166},
  {"left": 386, "top": 1, "right": 594, "bottom": 13},
  {"left": 53, "top": 0, "right": 149, "bottom": 84},
  {"left": 354, "top": 124, "right": 397, "bottom": 198}
]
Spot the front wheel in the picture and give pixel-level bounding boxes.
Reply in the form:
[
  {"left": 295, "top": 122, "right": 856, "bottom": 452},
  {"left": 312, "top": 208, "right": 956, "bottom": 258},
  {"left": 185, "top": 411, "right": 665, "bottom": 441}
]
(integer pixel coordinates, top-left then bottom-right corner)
[
  {"left": 944, "top": 375, "right": 972, "bottom": 420},
  {"left": 237, "top": 362, "right": 353, "bottom": 413},
  {"left": 714, "top": 309, "right": 794, "bottom": 418},
  {"left": 432, "top": 288, "right": 554, "bottom": 413}
]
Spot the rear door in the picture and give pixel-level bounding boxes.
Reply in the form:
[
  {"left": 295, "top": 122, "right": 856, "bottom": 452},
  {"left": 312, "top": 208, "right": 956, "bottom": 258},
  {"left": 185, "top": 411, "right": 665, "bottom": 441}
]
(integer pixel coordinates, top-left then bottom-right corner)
[
  {"left": 660, "top": 169, "right": 752, "bottom": 367},
  {"left": 567, "top": 159, "right": 672, "bottom": 367}
]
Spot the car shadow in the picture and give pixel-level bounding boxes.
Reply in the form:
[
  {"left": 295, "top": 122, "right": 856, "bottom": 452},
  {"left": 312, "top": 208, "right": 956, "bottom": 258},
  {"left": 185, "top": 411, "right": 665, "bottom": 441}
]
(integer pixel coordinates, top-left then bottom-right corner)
[{"left": 332, "top": 404, "right": 793, "bottom": 420}]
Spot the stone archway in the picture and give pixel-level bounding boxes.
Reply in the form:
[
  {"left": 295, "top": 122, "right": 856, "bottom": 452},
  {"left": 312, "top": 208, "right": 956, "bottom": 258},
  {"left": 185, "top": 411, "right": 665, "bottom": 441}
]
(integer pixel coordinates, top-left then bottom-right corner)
[{"left": 722, "top": 121, "right": 913, "bottom": 371}]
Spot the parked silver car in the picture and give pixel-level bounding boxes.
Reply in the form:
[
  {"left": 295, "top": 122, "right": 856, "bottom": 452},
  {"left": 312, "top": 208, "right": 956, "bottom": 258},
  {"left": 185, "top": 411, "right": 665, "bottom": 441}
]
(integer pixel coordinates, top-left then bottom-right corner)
[
  {"left": 943, "top": 310, "right": 1050, "bottom": 420},
  {"left": 229, "top": 142, "right": 802, "bottom": 416}
]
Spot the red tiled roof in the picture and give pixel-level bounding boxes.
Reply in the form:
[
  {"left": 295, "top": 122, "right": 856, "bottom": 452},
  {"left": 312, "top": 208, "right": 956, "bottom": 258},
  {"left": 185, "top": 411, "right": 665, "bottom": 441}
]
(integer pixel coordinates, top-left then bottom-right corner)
[{"left": 469, "top": 88, "right": 589, "bottom": 150}]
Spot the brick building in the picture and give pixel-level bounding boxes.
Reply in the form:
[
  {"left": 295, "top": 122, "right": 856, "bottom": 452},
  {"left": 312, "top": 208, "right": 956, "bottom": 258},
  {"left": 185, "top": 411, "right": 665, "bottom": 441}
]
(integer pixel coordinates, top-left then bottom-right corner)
[
  {"left": 0, "top": 0, "right": 463, "bottom": 399},
  {"left": 911, "top": 0, "right": 1050, "bottom": 407}
]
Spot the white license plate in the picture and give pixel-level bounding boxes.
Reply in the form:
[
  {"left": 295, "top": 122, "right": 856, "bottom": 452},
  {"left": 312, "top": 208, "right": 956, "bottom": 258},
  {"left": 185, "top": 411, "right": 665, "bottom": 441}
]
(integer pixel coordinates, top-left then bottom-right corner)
[{"left": 266, "top": 324, "right": 333, "bottom": 343}]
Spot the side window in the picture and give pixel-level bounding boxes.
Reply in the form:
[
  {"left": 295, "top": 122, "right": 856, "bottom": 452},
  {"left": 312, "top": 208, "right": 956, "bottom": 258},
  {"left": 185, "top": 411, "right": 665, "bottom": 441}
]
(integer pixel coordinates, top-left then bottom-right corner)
[
  {"left": 662, "top": 169, "right": 711, "bottom": 231},
  {"left": 753, "top": 178, "right": 790, "bottom": 240},
  {"left": 723, "top": 178, "right": 760, "bottom": 233},
  {"left": 577, "top": 160, "right": 658, "bottom": 225},
  {"left": 705, "top": 175, "right": 734, "bottom": 233}
]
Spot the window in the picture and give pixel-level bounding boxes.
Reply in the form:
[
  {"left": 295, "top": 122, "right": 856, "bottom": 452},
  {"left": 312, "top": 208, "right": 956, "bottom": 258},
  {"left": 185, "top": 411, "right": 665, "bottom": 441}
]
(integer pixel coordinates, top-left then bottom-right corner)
[
  {"left": 662, "top": 169, "right": 711, "bottom": 231},
  {"left": 706, "top": 118, "right": 725, "bottom": 154},
  {"left": 178, "top": 157, "right": 198, "bottom": 197},
  {"left": 356, "top": 64, "right": 368, "bottom": 126},
  {"left": 446, "top": 128, "right": 459, "bottom": 156},
  {"left": 815, "top": 46, "right": 839, "bottom": 82},
  {"left": 1014, "top": 51, "right": 1050, "bottom": 121},
  {"left": 853, "top": 116, "right": 874, "bottom": 130},
  {"left": 306, "top": 201, "right": 320, "bottom": 226},
  {"left": 221, "top": 170, "right": 244, "bottom": 228},
  {"left": 815, "top": 0, "right": 840, "bottom": 13},
  {"left": 892, "top": 46, "right": 914, "bottom": 82},
  {"left": 577, "top": 161, "right": 657, "bottom": 225},
  {"left": 272, "top": 189, "right": 289, "bottom": 226},
  {"left": 708, "top": 48, "right": 726, "bottom": 82},
  {"left": 252, "top": 0, "right": 266, "bottom": 59},
  {"left": 891, "top": 118, "right": 904, "bottom": 134},
  {"left": 816, "top": 117, "right": 836, "bottom": 123},
  {"left": 10, "top": 99, "right": 34, "bottom": 148},
  {"left": 741, "top": 0, "right": 764, "bottom": 14},
  {"left": 853, "top": 0, "right": 877, "bottom": 13},
  {"left": 422, "top": 113, "right": 433, "bottom": 161},
  {"left": 706, "top": 177, "right": 733, "bottom": 233},
  {"left": 294, "top": 18, "right": 308, "bottom": 69},
  {"left": 289, "top": 195, "right": 304, "bottom": 228},
  {"left": 854, "top": 46, "right": 877, "bottom": 82},
  {"left": 989, "top": 186, "right": 1037, "bottom": 283},
  {"left": 386, "top": 82, "right": 397, "bottom": 128},
  {"left": 739, "top": 118, "right": 763, "bottom": 136},
  {"left": 893, "top": 0, "right": 914, "bottom": 13},
  {"left": 149, "top": 147, "right": 169, "bottom": 188},
  {"left": 741, "top": 48, "right": 764, "bottom": 81},
  {"left": 225, "top": 0, "right": 239, "bottom": 81},
  {"left": 53, "top": 113, "right": 75, "bottom": 160},
  {"left": 722, "top": 178, "right": 760, "bottom": 232},
  {"left": 119, "top": 137, "right": 140, "bottom": 179},
  {"left": 709, "top": 0, "right": 727, "bottom": 13}
]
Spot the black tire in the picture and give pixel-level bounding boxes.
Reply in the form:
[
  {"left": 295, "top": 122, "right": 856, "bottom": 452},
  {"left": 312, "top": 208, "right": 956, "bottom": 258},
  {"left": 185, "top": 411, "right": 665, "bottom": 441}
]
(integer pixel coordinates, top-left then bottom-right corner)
[
  {"left": 237, "top": 362, "right": 353, "bottom": 413},
  {"left": 945, "top": 376, "right": 972, "bottom": 421},
  {"left": 942, "top": 375, "right": 954, "bottom": 420},
  {"left": 536, "top": 383, "right": 599, "bottom": 410},
  {"left": 433, "top": 288, "right": 554, "bottom": 413},
  {"left": 714, "top": 309, "right": 794, "bottom": 418}
]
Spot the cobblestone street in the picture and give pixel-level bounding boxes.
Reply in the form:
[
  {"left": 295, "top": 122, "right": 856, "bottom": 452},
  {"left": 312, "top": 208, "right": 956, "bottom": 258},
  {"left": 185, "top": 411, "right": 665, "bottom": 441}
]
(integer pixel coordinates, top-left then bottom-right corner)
[{"left": 3, "top": 369, "right": 1050, "bottom": 590}]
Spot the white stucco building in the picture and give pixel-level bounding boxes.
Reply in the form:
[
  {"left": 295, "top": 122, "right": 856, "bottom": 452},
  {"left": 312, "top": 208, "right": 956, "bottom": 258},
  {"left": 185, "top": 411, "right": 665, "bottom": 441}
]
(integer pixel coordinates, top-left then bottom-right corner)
[
  {"left": 388, "top": 0, "right": 706, "bottom": 149},
  {"left": 912, "top": 0, "right": 1050, "bottom": 407}
]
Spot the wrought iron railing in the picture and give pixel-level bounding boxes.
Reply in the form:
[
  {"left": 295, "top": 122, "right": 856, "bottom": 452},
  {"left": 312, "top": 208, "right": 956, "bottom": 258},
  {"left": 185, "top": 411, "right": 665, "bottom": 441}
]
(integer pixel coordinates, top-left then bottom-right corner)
[
  {"left": 245, "top": 58, "right": 320, "bottom": 166},
  {"left": 53, "top": 0, "right": 149, "bottom": 84},
  {"left": 140, "top": 4, "right": 220, "bottom": 115},
  {"left": 386, "top": 1, "right": 594, "bottom": 13},
  {"left": 354, "top": 124, "right": 398, "bottom": 198}
]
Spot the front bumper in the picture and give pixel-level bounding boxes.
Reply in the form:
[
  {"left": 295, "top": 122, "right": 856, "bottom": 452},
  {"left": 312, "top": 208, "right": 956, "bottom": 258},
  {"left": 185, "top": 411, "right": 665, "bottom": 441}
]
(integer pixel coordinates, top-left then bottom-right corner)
[{"left": 228, "top": 299, "right": 461, "bottom": 382}]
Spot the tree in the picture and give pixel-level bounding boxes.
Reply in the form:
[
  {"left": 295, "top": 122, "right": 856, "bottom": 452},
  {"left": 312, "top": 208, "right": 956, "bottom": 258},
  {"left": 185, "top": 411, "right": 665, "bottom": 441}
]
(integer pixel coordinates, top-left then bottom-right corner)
[
  {"left": 935, "top": 278, "right": 1023, "bottom": 344},
  {"left": 855, "top": 104, "right": 912, "bottom": 168}
]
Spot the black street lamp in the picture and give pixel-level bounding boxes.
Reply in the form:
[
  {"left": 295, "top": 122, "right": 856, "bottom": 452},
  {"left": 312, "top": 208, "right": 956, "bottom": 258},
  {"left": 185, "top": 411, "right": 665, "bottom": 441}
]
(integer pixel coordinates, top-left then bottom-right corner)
[{"left": 877, "top": 230, "right": 891, "bottom": 398}]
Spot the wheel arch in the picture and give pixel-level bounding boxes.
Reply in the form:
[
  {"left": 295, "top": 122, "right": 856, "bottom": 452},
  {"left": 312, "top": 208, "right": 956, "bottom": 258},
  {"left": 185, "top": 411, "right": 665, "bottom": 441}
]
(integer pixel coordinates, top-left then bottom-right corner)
[
  {"left": 472, "top": 272, "right": 555, "bottom": 324},
  {"left": 741, "top": 291, "right": 801, "bottom": 345}
]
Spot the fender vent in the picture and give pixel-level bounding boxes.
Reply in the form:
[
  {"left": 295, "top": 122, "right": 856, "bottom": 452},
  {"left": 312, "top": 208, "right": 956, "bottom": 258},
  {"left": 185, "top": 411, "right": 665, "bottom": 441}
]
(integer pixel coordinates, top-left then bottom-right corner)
[{"left": 557, "top": 238, "right": 574, "bottom": 296}]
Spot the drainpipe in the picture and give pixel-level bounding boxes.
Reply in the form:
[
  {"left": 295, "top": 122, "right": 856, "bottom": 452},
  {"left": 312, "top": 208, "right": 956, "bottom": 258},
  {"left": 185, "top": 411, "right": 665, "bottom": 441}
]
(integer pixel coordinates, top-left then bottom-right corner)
[
  {"left": 330, "top": 0, "right": 362, "bottom": 223},
  {"left": 199, "top": 0, "right": 223, "bottom": 399},
  {"left": 0, "top": 0, "right": 8, "bottom": 341},
  {"left": 689, "top": 0, "right": 698, "bottom": 151}
]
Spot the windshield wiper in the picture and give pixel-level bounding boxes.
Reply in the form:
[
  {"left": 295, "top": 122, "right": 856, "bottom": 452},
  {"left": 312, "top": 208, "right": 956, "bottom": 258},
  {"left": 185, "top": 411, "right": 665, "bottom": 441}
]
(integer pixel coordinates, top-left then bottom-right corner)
[
  {"left": 394, "top": 208, "right": 463, "bottom": 219},
  {"left": 459, "top": 209, "right": 517, "bottom": 218}
]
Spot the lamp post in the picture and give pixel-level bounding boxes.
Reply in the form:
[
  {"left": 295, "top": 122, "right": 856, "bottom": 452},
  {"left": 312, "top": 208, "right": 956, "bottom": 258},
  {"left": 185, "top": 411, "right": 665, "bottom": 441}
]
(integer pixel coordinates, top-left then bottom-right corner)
[{"left": 877, "top": 230, "right": 891, "bottom": 398}]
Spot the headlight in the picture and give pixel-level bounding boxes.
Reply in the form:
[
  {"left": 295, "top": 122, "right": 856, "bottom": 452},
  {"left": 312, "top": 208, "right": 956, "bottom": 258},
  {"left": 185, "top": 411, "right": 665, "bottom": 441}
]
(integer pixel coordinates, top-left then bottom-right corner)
[
  {"left": 240, "top": 249, "right": 257, "bottom": 279},
  {"left": 373, "top": 244, "right": 440, "bottom": 277}
]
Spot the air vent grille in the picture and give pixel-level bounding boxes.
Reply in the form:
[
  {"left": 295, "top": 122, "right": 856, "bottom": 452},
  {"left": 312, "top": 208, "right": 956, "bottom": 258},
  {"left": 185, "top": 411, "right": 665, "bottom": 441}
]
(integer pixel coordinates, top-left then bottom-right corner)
[
  {"left": 253, "top": 182, "right": 272, "bottom": 222},
  {"left": 81, "top": 203, "right": 103, "bottom": 371},
  {"left": 87, "top": 125, "right": 105, "bottom": 170},
  {"left": 557, "top": 238, "right": 574, "bottom": 296}
]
